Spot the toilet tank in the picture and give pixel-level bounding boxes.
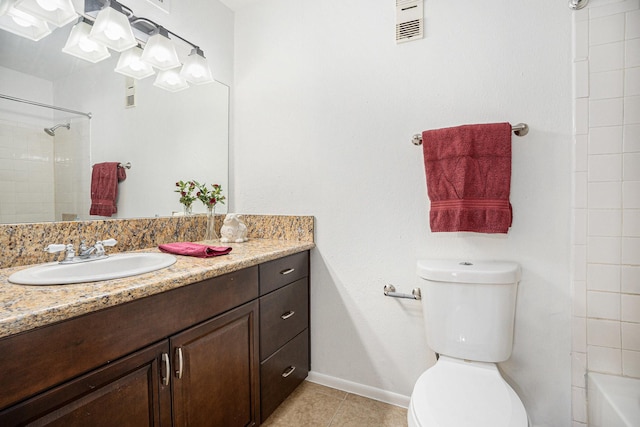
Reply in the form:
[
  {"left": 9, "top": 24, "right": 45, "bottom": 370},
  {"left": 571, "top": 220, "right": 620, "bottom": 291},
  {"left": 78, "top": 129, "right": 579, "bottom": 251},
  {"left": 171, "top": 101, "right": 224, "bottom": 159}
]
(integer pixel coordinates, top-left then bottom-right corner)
[{"left": 417, "top": 260, "right": 521, "bottom": 363}]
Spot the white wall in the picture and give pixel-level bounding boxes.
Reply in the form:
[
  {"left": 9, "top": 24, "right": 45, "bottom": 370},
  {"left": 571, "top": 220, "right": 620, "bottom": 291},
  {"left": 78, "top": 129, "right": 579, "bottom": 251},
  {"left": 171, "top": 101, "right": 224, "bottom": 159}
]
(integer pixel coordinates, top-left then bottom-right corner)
[
  {"left": 232, "top": 1, "right": 573, "bottom": 426},
  {"left": 571, "top": 1, "right": 640, "bottom": 425}
]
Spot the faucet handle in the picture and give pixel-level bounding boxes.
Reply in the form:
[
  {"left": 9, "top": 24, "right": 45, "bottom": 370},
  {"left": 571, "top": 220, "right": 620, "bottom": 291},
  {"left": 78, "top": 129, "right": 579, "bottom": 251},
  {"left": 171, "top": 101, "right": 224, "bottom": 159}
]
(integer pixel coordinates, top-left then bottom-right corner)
[
  {"left": 99, "top": 238, "right": 117, "bottom": 247},
  {"left": 44, "top": 244, "right": 67, "bottom": 253}
]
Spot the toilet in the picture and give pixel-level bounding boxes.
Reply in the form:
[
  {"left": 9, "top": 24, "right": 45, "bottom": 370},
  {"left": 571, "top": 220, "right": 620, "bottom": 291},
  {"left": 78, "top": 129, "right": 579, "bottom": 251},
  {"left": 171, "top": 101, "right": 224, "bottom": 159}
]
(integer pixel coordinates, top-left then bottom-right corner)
[{"left": 408, "top": 259, "right": 528, "bottom": 427}]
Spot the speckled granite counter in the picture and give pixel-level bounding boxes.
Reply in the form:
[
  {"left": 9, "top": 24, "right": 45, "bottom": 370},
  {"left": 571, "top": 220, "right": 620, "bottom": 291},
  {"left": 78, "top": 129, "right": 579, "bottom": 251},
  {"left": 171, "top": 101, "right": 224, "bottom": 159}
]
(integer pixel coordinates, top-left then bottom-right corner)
[{"left": 0, "top": 239, "right": 314, "bottom": 339}]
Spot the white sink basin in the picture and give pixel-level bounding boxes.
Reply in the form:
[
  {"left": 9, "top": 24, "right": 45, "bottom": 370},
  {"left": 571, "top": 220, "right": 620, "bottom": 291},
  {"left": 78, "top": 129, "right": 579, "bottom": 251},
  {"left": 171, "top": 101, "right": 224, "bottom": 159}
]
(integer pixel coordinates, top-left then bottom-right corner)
[{"left": 8, "top": 253, "right": 177, "bottom": 285}]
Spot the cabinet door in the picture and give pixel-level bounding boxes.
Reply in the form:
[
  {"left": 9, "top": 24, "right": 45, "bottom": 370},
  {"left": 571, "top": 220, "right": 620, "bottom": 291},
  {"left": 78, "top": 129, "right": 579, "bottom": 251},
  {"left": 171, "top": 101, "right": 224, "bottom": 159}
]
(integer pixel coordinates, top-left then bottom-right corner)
[
  {"left": 171, "top": 300, "right": 259, "bottom": 427},
  {"left": 0, "top": 340, "right": 172, "bottom": 427}
]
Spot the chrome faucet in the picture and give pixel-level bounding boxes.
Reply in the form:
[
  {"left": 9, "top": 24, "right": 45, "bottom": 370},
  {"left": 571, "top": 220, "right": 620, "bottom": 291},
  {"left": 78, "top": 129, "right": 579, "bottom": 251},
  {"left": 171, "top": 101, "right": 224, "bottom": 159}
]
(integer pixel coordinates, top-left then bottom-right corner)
[{"left": 44, "top": 239, "right": 117, "bottom": 264}]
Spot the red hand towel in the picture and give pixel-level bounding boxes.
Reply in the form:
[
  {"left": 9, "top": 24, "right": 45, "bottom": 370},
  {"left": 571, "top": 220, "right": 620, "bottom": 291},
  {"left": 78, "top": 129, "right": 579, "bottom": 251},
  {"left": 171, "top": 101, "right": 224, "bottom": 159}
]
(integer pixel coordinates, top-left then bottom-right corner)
[
  {"left": 158, "top": 242, "right": 232, "bottom": 258},
  {"left": 421, "top": 123, "right": 513, "bottom": 233},
  {"left": 90, "top": 162, "right": 126, "bottom": 217}
]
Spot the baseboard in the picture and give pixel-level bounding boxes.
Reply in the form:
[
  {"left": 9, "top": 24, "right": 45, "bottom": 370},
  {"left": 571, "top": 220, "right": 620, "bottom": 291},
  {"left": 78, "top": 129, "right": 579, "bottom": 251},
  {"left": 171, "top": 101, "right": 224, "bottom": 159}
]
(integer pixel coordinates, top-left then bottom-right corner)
[{"left": 306, "top": 371, "right": 411, "bottom": 409}]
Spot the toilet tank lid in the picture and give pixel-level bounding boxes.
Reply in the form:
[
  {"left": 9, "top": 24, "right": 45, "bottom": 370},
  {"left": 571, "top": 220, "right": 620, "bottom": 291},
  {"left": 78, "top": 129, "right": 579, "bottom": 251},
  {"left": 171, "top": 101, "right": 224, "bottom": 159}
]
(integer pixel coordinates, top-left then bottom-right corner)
[{"left": 417, "top": 260, "right": 521, "bottom": 284}]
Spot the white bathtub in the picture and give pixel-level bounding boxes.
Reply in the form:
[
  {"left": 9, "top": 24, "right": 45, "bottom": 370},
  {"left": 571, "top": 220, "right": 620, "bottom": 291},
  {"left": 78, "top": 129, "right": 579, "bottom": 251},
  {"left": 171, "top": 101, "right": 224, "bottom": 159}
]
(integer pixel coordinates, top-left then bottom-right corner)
[{"left": 587, "top": 372, "right": 640, "bottom": 427}]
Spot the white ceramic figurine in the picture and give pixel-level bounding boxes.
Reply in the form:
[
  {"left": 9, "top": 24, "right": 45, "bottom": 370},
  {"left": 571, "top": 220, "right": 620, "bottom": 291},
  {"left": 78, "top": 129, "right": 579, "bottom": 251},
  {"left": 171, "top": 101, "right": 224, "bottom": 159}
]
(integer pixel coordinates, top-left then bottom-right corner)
[{"left": 220, "top": 214, "right": 248, "bottom": 243}]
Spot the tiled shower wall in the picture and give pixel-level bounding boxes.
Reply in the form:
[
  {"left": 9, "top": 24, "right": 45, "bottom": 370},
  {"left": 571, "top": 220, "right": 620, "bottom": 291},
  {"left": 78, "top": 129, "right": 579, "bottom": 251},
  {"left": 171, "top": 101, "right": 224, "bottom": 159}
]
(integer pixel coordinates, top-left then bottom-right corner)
[{"left": 571, "top": 0, "right": 640, "bottom": 425}]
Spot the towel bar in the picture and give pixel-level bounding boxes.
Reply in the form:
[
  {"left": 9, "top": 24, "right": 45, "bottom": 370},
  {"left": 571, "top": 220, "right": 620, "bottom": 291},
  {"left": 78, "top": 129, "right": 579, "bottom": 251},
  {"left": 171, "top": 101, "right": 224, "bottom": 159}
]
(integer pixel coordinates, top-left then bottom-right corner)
[
  {"left": 411, "top": 123, "right": 529, "bottom": 145},
  {"left": 383, "top": 284, "right": 422, "bottom": 300}
]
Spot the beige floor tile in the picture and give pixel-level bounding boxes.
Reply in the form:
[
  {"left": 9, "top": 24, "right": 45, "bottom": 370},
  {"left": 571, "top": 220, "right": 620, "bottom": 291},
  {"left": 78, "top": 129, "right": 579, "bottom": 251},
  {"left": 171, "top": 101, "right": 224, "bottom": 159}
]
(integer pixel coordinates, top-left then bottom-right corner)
[
  {"left": 297, "top": 381, "right": 349, "bottom": 401},
  {"left": 261, "top": 384, "right": 344, "bottom": 427},
  {"left": 329, "top": 394, "right": 408, "bottom": 427}
]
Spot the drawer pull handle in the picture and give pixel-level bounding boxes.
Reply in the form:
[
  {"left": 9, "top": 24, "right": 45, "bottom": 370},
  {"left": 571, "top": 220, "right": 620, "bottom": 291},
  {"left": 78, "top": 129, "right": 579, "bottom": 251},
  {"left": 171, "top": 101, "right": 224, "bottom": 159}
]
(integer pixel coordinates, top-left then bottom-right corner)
[
  {"left": 161, "top": 353, "right": 170, "bottom": 386},
  {"left": 279, "top": 268, "right": 295, "bottom": 275},
  {"left": 282, "top": 366, "right": 296, "bottom": 378},
  {"left": 281, "top": 311, "right": 296, "bottom": 320},
  {"left": 175, "top": 347, "right": 184, "bottom": 379}
]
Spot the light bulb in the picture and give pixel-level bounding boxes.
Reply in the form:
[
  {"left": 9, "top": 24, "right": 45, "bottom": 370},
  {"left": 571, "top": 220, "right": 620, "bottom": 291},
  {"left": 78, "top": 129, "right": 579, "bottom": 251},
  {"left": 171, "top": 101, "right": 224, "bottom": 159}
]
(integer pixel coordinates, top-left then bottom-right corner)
[
  {"left": 11, "top": 15, "right": 32, "bottom": 27},
  {"left": 103, "top": 23, "right": 122, "bottom": 41},
  {"left": 78, "top": 37, "right": 98, "bottom": 52},
  {"left": 35, "top": 0, "right": 59, "bottom": 12}
]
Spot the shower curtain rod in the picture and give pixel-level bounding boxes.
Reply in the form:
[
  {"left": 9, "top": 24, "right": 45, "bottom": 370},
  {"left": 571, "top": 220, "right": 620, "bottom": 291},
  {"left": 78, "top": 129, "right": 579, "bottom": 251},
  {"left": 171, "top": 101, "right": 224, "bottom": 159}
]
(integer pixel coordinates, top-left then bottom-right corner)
[{"left": 0, "top": 94, "right": 92, "bottom": 119}]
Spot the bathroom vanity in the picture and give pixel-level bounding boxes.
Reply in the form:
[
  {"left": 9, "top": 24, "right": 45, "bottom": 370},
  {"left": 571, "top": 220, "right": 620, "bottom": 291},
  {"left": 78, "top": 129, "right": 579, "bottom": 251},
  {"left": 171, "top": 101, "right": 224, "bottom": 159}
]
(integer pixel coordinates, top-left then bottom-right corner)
[{"left": 0, "top": 241, "right": 312, "bottom": 426}]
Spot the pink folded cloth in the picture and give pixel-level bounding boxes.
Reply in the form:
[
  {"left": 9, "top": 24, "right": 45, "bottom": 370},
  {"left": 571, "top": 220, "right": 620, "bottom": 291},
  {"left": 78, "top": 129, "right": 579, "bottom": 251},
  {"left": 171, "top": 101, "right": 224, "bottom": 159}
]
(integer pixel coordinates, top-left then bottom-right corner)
[
  {"left": 421, "top": 122, "right": 513, "bottom": 234},
  {"left": 158, "top": 242, "right": 232, "bottom": 258}
]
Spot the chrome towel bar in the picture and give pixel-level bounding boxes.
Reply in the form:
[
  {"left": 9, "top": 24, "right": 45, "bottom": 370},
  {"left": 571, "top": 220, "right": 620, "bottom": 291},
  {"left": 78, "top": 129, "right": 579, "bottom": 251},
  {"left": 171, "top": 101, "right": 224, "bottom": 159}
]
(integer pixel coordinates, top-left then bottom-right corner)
[
  {"left": 412, "top": 122, "right": 529, "bottom": 145},
  {"left": 383, "top": 284, "right": 422, "bottom": 300}
]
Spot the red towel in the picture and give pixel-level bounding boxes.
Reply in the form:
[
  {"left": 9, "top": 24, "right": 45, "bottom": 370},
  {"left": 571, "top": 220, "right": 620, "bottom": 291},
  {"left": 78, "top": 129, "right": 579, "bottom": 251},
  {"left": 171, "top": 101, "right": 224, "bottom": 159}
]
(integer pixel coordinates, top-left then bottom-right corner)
[
  {"left": 421, "top": 123, "right": 513, "bottom": 234},
  {"left": 158, "top": 242, "right": 232, "bottom": 258},
  {"left": 90, "top": 162, "right": 126, "bottom": 217}
]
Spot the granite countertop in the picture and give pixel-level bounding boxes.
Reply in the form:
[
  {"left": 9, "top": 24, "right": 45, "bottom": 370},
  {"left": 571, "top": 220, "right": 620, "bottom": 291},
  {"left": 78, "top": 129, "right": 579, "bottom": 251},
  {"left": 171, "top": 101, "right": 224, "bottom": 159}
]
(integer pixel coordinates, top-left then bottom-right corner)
[{"left": 0, "top": 239, "right": 314, "bottom": 339}]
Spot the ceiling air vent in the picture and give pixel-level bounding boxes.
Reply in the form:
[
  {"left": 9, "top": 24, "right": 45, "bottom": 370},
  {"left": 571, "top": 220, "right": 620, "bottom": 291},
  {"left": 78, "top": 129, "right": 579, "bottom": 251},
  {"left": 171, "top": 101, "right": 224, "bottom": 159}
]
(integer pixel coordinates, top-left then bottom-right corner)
[{"left": 396, "top": 0, "right": 423, "bottom": 44}]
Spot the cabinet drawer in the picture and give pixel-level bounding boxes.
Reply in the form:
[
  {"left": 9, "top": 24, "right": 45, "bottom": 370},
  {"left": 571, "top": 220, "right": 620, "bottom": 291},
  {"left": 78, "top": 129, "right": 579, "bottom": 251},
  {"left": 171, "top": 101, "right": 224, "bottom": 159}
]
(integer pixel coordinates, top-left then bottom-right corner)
[
  {"left": 260, "top": 330, "right": 309, "bottom": 422},
  {"left": 260, "top": 278, "right": 309, "bottom": 360},
  {"left": 259, "top": 251, "right": 309, "bottom": 295}
]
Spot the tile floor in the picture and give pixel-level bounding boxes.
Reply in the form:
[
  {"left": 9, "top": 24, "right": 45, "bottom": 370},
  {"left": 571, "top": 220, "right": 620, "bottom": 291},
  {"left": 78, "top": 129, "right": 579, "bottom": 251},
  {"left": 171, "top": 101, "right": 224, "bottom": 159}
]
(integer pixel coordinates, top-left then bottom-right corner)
[{"left": 261, "top": 381, "right": 408, "bottom": 427}]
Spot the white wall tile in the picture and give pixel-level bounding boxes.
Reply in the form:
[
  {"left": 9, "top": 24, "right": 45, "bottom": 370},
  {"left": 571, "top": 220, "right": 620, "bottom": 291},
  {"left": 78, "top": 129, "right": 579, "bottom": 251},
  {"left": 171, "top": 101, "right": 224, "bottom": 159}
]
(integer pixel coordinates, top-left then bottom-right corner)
[
  {"left": 590, "top": 98, "right": 624, "bottom": 127},
  {"left": 574, "top": 60, "right": 589, "bottom": 98},
  {"left": 575, "top": 209, "right": 588, "bottom": 243},
  {"left": 625, "top": 95, "right": 640, "bottom": 124},
  {"left": 625, "top": 124, "right": 640, "bottom": 152},
  {"left": 587, "top": 236, "right": 622, "bottom": 264},
  {"left": 628, "top": 38, "right": 640, "bottom": 69},
  {"left": 575, "top": 244, "right": 588, "bottom": 281},
  {"left": 575, "top": 98, "right": 589, "bottom": 135},
  {"left": 591, "top": 13, "right": 625, "bottom": 46},
  {"left": 589, "top": 181, "right": 622, "bottom": 208},
  {"left": 622, "top": 322, "right": 640, "bottom": 350},
  {"left": 624, "top": 153, "right": 640, "bottom": 181},
  {"left": 572, "top": 386, "right": 587, "bottom": 423},
  {"left": 626, "top": 67, "right": 640, "bottom": 96},
  {"left": 627, "top": 9, "right": 640, "bottom": 39},
  {"left": 590, "top": 42, "right": 624, "bottom": 72},
  {"left": 575, "top": 171, "right": 588, "bottom": 208},
  {"left": 574, "top": 316, "right": 587, "bottom": 352},
  {"left": 590, "top": 0, "right": 640, "bottom": 19},
  {"left": 591, "top": 70, "right": 624, "bottom": 99},
  {"left": 623, "top": 209, "right": 640, "bottom": 236},
  {"left": 575, "top": 135, "right": 588, "bottom": 171},
  {"left": 588, "top": 318, "right": 622, "bottom": 346},
  {"left": 588, "top": 154, "right": 622, "bottom": 181},
  {"left": 590, "top": 126, "right": 623, "bottom": 154},
  {"left": 623, "top": 181, "right": 640, "bottom": 208},
  {"left": 574, "top": 19, "right": 589, "bottom": 60},
  {"left": 588, "top": 209, "right": 622, "bottom": 236},
  {"left": 588, "top": 263, "right": 621, "bottom": 291},
  {"left": 622, "top": 294, "right": 640, "bottom": 322},
  {"left": 587, "top": 290, "right": 621, "bottom": 320},
  {"left": 622, "top": 266, "right": 640, "bottom": 294},
  {"left": 588, "top": 344, "right": 622, "bottom": 373},
  {"left": 572, "top": 351, "right": 587, "bottom": 387},
  {"left": 622, "top": 237, "right": 640, "bottom": 264},
  {"left": 622, "top": 349, "right": 640, "bottom": 376},
  {"left": 574, "top": 280, "right": 587, "bottom": 316}
]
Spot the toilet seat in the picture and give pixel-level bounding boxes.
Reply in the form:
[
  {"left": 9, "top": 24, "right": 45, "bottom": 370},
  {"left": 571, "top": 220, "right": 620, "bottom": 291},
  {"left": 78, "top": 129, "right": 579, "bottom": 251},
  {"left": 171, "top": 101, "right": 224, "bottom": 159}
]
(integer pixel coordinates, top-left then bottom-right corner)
[{"left": 408, "top": 356, "right": 527, "bottom": 427}]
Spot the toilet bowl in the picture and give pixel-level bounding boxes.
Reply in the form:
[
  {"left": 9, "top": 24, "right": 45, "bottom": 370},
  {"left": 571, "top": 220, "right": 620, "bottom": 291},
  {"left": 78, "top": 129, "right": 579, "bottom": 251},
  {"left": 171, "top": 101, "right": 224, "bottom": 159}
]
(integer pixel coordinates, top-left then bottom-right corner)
[
  {"left": 407, "top": 356, "right": 527, "bottom": 427},
  {"left": 408, "top": 260, "right": 528, "bottom": 427}
]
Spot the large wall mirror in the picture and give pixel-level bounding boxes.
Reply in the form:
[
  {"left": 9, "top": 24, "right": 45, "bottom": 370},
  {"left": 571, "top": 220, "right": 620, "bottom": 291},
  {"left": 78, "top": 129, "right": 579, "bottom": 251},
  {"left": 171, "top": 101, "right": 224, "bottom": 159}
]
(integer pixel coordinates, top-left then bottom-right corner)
[{"left": 0, "top": 7, "right": 229, "bottom": 224}]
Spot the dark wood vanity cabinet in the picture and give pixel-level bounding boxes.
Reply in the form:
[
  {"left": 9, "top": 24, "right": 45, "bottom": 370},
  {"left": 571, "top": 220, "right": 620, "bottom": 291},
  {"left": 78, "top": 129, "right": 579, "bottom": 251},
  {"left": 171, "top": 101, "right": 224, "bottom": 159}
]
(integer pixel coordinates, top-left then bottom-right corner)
[
  {"left": 258, "top": 251, "right": 310, "bottom": 422},
  {"left": 0, "top": 251, "right": 310, "bottom": 427}
]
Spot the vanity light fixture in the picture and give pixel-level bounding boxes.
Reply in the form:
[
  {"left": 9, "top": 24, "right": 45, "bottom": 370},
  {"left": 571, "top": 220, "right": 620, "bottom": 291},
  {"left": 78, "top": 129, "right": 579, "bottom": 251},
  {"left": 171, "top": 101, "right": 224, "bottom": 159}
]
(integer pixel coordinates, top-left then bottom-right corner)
[
  {"left": 13, "top": 0, "right": 77, "bottom": 28},
  {"left": 88, "top": 0, "right": 136, "bottom": 52},
  {"left": 114, "top": 45, "right": 155, "bottom": 79},
  {"left": 154, "top": 68, "right": 189, "bottom": 92},
  {"left": 62, "top": 19, "right": 110, "bottom": 63},
  {"left": 140, "top": 26, "right": 181, "bottom": 71},
  {"left": 180, "top": 47, "right": 214, "bottom": 85},
  {"left": 0, "top": 0, "right": 51, "bottom": 41}
]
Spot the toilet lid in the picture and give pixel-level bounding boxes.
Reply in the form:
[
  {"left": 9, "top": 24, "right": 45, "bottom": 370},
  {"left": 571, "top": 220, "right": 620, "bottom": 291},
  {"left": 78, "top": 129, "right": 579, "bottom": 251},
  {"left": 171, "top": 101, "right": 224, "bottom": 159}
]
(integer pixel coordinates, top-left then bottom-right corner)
[{"left": 410, "top": 357, "right": 527, "bottom": 427}]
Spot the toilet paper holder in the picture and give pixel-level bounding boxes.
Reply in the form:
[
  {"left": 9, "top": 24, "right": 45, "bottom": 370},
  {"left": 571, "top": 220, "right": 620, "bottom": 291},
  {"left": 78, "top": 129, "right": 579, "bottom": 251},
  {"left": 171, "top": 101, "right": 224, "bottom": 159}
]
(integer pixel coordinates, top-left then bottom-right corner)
[{"left": 383, "top": 284, "right": 421, "bottom": 300}]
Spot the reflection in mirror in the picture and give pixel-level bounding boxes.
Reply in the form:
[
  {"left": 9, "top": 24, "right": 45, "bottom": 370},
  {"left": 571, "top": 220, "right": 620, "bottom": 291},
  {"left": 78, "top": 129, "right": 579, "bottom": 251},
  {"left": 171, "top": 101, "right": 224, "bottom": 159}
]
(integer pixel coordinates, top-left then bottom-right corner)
[{"left": 0, "top": 21, "right": 229, "bottom": 224}]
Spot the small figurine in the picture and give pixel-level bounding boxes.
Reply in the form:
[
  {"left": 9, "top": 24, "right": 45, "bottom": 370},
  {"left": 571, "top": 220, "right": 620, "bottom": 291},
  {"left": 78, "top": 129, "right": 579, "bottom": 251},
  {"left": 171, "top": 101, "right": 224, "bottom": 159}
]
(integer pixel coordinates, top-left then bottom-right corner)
[{"left": 220, "top": 214, "right": 248, "bottom": 243}]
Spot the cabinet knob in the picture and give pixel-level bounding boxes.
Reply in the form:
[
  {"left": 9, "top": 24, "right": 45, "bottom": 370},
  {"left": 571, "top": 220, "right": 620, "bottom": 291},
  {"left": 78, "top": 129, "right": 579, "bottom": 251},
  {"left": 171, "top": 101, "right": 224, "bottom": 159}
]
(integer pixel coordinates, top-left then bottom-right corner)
[{"left": 281, "top": 366, "right": 296, "bottom": 378}]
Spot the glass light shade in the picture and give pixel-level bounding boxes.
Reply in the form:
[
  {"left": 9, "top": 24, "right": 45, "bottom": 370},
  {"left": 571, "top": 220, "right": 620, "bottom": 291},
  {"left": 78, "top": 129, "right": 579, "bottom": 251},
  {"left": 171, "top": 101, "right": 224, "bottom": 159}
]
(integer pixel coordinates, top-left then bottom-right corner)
[
  {"left": 89, "top": 5, "right": 136, "bottom": 52},
  {"left": 0, "top": 3, "right": 51, "bottom": 41},
  {"left": 180, "top": 49, "right": 214, "bottom": 85},
  {"left": 14, "top": 0, "right": 76, "bottom": 28},
  {"left": 62, "top": 20, "right": 110, "bottom": 63},
  {"left": 154, "top": 68, "right": 189, "bottom": 92},
  {"left": 140, "top": 32, "right": 180, "bottom": 70},
  {"left": 114, "top": 46, "right": 155, "bottom": 79}
]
